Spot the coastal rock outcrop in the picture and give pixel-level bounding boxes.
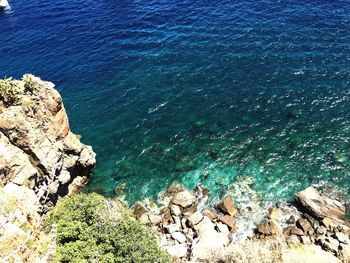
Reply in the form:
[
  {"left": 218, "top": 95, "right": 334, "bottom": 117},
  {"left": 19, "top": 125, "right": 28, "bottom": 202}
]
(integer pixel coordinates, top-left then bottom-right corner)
[{"left": 0, "top": 75, "right": 96, "bottom": 213}]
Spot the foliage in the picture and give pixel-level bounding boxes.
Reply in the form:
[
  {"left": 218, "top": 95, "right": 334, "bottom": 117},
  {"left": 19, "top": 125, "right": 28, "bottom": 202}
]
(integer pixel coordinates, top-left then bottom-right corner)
[
  {"left": 49, "top": 193, "right": 170, "bottom": 263},
  {"left": 0, "top": 77, "right": 25, "bottom": 105},
  {"left": 22, "top": 73, "right": 37, "bottom": 92}
]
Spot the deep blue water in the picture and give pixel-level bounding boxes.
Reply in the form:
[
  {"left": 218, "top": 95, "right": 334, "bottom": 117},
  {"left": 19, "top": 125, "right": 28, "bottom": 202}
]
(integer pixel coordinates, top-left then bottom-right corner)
[{"left": 1, "top": 0, "right": 350, "bottom": 203}]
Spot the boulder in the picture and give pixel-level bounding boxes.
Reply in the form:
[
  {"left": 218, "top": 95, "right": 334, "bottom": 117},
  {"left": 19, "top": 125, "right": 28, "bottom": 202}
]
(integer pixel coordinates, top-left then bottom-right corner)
[
  {"left": 171, "top": 190, "right": 197, "bottom": 208},
  {"left": 217, "top": 195, "right": 237, "bottom": 216},
  {"left": 188, "top": 211, "right": 203, "bottom": 226},
  {"left": 171, "top": 232, "right": 186, "bottom": 244},
  {"left": 202, "top": 208, "right": 219, "bottom": 221},
  {"left": 219, "top": 215, "right": 236, "bottom": 232},
  {"left": 164, "top": 243, "right": 187, "bottom": 258},
  {"left": 296, "top": 218, "right": 314, "bottom": 235},
  {"left": 267, "top": 207, "right": 281, "bottom": 220},
  {"left": 295, "top": 187, "right": 345, "bottom": 221},
  {"left": 257, "top": 220, "right": 282, "bottom": 236}
]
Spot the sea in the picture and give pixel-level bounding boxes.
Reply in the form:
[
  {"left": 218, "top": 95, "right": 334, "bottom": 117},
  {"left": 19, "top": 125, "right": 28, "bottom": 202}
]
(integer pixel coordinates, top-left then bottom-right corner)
[{"left": 1, "top": 0, "right": 350, "bottom": 204}]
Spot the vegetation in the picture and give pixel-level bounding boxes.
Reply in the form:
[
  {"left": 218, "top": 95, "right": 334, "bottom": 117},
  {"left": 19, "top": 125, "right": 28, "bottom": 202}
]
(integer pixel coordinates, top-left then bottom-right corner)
[
  {"left": 49, "top": 193, "right": 170, "bottom": 263},
  {"left": 0, "top": 77, "right": 25, "bottom": 105},
  {"left": 22, "top": 73, "right": 37, "bottom": 92}
]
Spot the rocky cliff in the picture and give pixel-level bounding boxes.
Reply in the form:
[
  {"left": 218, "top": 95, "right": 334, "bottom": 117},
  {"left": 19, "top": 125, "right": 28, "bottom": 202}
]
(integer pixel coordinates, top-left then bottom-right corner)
[{"left": 0, "top": 75, "right": 96, "bottom": 213}]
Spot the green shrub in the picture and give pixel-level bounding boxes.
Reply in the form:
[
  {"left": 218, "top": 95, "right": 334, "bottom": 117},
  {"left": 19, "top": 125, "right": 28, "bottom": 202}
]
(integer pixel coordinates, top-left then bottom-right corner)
[
  {"left": 0, "top": 77, "right": 25, "bottom": 105},
  {"left": 49, "top": 193, "right": 170, "bottom": 263},
  {"left": 22, "top": 73, "right": 37, "bottom": 92}
]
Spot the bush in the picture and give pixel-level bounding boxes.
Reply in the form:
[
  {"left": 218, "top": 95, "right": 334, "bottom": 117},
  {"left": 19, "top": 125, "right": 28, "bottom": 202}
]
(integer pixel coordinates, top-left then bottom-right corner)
[
  {"left": 49, "top": 193, "right": 170, "bottom": 263},
  {"left": 0, "top": 77, "right": 25, "bottom": 105},
  {"left": 22, "top": 73, "right": 37, "bottom": 92}
]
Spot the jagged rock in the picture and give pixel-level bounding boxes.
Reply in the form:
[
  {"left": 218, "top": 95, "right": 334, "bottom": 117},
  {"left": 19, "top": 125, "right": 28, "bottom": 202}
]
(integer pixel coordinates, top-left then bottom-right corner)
[
  {"left": 164, "top": 223, "right": 181, "bottom": 234},
  {"left": 188, "top": 211, "right": 203, "bottom": 226},
  {"left": 289, "top": 227, "right": 304, "bottom": 236},
  {"left": 171, "top": 231, "right": 186, "bottom": 244},
  {"left": 149, "top": 214, "right": 162, "bottom": 225},
  {"left": 217, "top": 195, "right": 237, "bottom": 216},
  {"left": 171, "top": 190, "right": 196, "bottom": 208},
  {"left": 335, "top": 232, "right": 349, "bottom": 244},
  {"left": 0, "top": 76, "right": 96, "bottom": 213},
  {"left": 164, "top": 243, "right": 187, "bottom": 258},
  {"left": 295, "top": 187, "right": 345, "bottom": 221},
  {"left": 164, "top": 183, "right": 185, "bottom": 197},
  {"left": 268, "top": 207, "right": 280, "bottom": 220},
  {"left": 287, "top": 215, "right": 296, "bottom": 225},
  {"left": 219, "top": 215, "right": 236, "bottom": 232},
  {"left": 297, "top": 218, "right": 314, "bottom": 235},
  {"left": 202, "top": 208, "right": 218, "bottom": 221},
  {"left": 182, "top": 204, "right": 197, "bottom": 218},
  {"left": 191, "top": 216, "right": 229, "bottom": 260},
  {"left": 323, "top": 217, "right": 341, "bottom": 231},
  {"left": 322, "top": 237, "right": 340, "bottom": 254},
  {"left": 216, "top": 222, "right": 229, "bottom": 233},
  {"left": 316, "top": 226, "right": 327, "bottom": 235},
  {"left": 170, "top": 205, "right": 181, "bottom": 216},
  {"left": 257, "top": 220, "right": 282, "bottom": 235},
  {"left": 339, "top": 244, "right": 350, "bottom": 261}
]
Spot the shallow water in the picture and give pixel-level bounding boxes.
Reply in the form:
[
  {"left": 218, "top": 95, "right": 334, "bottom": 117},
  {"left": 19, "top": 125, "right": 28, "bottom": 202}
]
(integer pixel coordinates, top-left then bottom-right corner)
[{"left": 0, "top": 0, "right": 350, "bottom": 203}]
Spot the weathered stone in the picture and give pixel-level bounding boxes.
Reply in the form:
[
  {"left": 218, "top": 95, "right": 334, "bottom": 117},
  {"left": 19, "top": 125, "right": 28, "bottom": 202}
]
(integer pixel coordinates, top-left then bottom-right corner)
[
  {"left": 0, "top": 76, "right": 96, "bottom": 213},
  {"left": 335, "top": 232, "right": 349, "bottom": 244},
  {"left": 148, "top": 214, "right": 162, "bottom": 226},
  {"left": 164, "top": 243, "right": 187, "bottom": 258},
  {"left": 133, "top": 202, "right": 148, "bottom": 219},
  {"left": 219, "top": 215, "right": 236, "bottom": 231},
  {"left": 202, "top": 208, "right": 218, "bottom": 221},
  {"left": 339, "top": 244, "right": 350, "bottom": 261},
  {"left": 267, "top": 207, "right": 280, "bottom": 220},
  {"left": 297, "top": 218, "right": 314, "bottom": 235},
  {"left": 300, "top": 235, "right": 312, "bottom": 244},
  {"left": 191, "top": 216, "right": 229, "bottom": 260},
  {"left": 322, "top": 237, "right": 340, "bottom": 254},
  {"left": 290, "top": 227, "right": 304, "bottom": 236},
  {"left": 217, "top": 195, "right": 237, "bottom": 216},
  {"left": 171, "top": 231, "right": 186, "bottom": 244},
  {"left": 257, "top": 220, "right": 281, "bottom": 236},
  {"left": 164, "top": 183, "right": 185, "bottom": 197},
  {"left": 171, "top": 190, "right": 196, "bottom": 208},
  {"left": 188, "top": 211, "right": 203, "bottom": 226},
  {"left": 164, "top": 223, "right": 180, "bottom": 234},
  {"left": 161, "top": 208, "right": 174, "bottom": 225},
  {"left": 170, "top": 205, "right": 181, "bottom": 216},
  {"left": 323, "top": 217, "right": 341, "bottom": 231},
  {"left": 295, "top": 187, "right": 345, "bottom": 221},
  {"left": 216, "top": 222, "right": 230, "bottom": 233},
  {"left": 316, "top": 226, "right": 327, "bottom": 235},
  {"left": 286, "top": 215, "right": 296, "bottom": 225}
]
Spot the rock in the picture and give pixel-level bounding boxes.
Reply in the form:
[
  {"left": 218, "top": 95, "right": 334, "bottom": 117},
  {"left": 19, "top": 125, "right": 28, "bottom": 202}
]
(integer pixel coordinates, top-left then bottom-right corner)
[
  {"left": 300, "top": 236, "right": 312, "bottom": 244},
  {"left": 335, "top": 232, "right": 349, "bottom": 244},
  {"left": 296, "top": 218, "right": 314, "bottom": 235},
  {"left": 290, "top": 227, "right": 304, "bottom": 236},
  {"left": 161, "top": 208, "right": 174, "bottom": 225},
  {"left": 219, "top": 215, "right": 236, "bottom": 232},
  {"left": 133, "top": 202, "right": 148, "bottom": 219},
  {"left": 191, "top": 216, "right": 229, "bottom": 260},
  {"left": 171, "top": 190, "right": 197, "bottom": 208},
  {"left": 170, "top": 205, "right": 181, "bottom": 216},
  {"left": 322, "top": 217, "right": 341, "bottom": 231},
  {"left": 286, "top": 215, "right": 296, "bottom": 225},
  {"left": 316, "top": 226, "right": 327, "bottom": 235},
  {"left": 216, "top": 222, "right": 230, "bottom": 233},
  {"left": 182, "top": 205, "right": 197, "bottom": 218},
  {"left": 188, "top": 211, "right": 203, "bottom": 226},
  {"left": 164, "top": 223, "right": 180, "bottom": 234},
  {"left": 268, "top": 207, "right": 280, "bottom": 220},
  {"left": 322, "top": 237, "right": 340, "bottom": 254},
  {"left": 0, "top": 76, "right": 96, "bottom": 213},
  {"left": 295, "top": 187, "right": 345, "bottom": 221},
  {"left": 171, "top": 231, "right": 186, "bottom": 244},
  {"left": 257, "top": 220, "right": 282, "bottom": 236},
  {"left": 339, "top": 244, "right": 350, "bottom": 261},
  {"left": 164, "top": 243, "right": 187, "bottom": 258},
  {"left": 149, "top": 214, "right": 162, "bottom": 226},
  {"left": 164, "top": 184, "right": 185, "bottom": 197},
  {"left": 202, "top": 208, "right": 219, "bottom": 221},
  {"left": 217, "top": 195, "right": 237, "bottom": 216}
]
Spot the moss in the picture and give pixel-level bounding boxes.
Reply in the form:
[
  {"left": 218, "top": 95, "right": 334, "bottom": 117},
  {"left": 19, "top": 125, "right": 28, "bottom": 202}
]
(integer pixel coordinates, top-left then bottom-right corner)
[{"left": 22, "top": 73, "right": 37, "bottom": 92}]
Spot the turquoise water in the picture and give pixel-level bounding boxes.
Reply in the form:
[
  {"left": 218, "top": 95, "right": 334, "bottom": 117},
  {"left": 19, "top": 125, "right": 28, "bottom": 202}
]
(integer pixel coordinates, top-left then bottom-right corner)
[{"left": 1, "top": 0, "right": 350, "bottom": 203}]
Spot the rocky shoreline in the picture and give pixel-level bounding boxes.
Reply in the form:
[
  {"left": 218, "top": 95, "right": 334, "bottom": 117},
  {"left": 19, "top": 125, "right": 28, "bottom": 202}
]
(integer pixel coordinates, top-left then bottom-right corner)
[
  {"left": 132, "top": 183, "right": 349, "bottom": 262},
  {"left": 0, "top": 75, "right": 349, "bottom": 262}
]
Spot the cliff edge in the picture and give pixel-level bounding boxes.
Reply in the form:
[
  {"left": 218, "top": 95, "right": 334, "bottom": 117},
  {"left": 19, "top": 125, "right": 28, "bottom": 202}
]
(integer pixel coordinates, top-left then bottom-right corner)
[{"left": 0, "top": 75, "right": 96, "bottom": 213}]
